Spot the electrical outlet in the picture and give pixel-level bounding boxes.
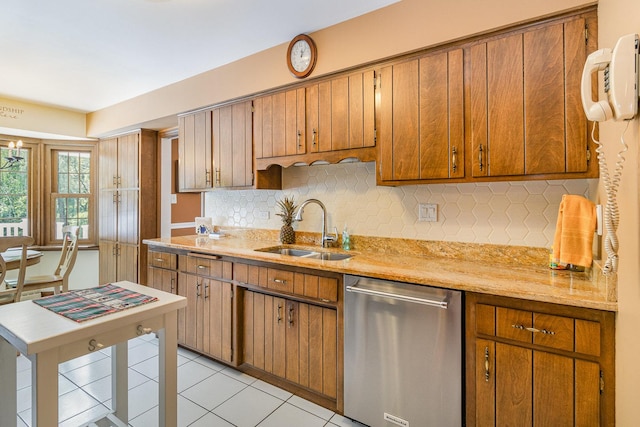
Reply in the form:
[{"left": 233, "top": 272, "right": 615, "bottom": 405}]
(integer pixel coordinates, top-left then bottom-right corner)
[
  {"left": 170, "top": 194, "right": 177, "bottom": 204},
  {"left": 258, "top": 211, "right": 270, "bottom": 220},
  {"left": 418, "top": 203, "right": 438, "bottom": 222}
]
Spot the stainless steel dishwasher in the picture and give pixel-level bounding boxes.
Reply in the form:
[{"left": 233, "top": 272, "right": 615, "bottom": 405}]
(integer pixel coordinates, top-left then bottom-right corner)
[{"left": 344, "top": 275, "right": 462, "bottom": 427}]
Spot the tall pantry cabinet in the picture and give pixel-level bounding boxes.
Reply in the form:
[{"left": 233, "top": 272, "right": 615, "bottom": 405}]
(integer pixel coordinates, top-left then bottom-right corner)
[{"left": 99, "top": 129, "right": 157, "bottom": 286}]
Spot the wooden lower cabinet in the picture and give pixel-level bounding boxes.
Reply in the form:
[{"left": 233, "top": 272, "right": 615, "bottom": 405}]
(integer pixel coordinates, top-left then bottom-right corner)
[
  {"left": 177, "top": 272, "right": 234, "bottom": 364},
  {"left": 147, "top": 248, "right": 177, "bottom": 294},
  {"left": 242, "top": 290, "right": 339, "bottom": 404},
  {"left": 466, "top": 293, "right": 614, "bottom": 427}
]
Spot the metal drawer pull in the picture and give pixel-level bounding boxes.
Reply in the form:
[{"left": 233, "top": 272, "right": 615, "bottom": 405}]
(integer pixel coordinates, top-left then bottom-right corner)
[
  {"left": 511, "top": 324, "right": 556, "bottom": 335},
  {"left": 452, "top": 146, "right": 457, "bottom": 172},
  {"left": 484, "top": 347, "right": 490, "bottom": 382},
  {"left": 137, "top": 325, "right": 152, "bottom": 335},
  {"left": 272, "top": 278, "right": 287, "bottom": 284},
  {"left": 88, "top": 339, "right": 104, "bottom": 352},
  {"left": 478, "top": 144, "right": 484, "bottom": 171},
  {"left": 197, "top": 265, "right": 208, "bottom": 269},
  {"left": 154, "top": 258, "right": 165, "bottom": 262}
]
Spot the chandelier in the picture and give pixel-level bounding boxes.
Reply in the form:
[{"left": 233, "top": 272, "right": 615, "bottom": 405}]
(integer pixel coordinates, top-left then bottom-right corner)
[{"left": 0, "top": 139, "right": 24, "bottom": 170}]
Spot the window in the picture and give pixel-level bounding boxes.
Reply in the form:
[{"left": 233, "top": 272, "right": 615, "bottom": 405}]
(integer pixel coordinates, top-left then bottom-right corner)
[
  {"left": 0, "top": 145, "right": 29, "bottom": 237},
  {"left": 46, "top": 146, "right": 97, "bottom": 246}
]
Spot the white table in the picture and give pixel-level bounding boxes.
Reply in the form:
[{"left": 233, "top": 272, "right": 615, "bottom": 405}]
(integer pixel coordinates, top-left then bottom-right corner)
[{"left": 0, "top": 281, "right": 186, "bottom": 427}]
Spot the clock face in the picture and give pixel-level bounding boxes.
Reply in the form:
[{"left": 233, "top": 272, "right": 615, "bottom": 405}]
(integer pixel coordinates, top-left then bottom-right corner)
[
  {"left": 286, "top": 34, "right": 317, "bottom": 78},
  {"left": 290, "top": 40, "right": 311, "bottom": 73}
]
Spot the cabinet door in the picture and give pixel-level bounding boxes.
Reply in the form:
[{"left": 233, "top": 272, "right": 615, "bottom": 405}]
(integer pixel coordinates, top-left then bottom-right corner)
[
  {"left": 469, "top": 15, "right": 593, "bottom": 177},
  {"left": 116, "top": 190, "right": 139, "bottom": 244},
  {"left": 203, "top": 279, "right": 233, "bottom": 363},
  {"left": 147, "top": 266, "right": 176, "bottom": 294},
  {"left": 180, "top": 273, "right": 202, "bottom": 350},
  {"left": 256, "top": 89, "right": 305, "bottom": 159},
  {"left": 116, "top": 243, "right": 138, "bottom": 283},
  {"left": 495, "top": 342, "right": 533, "bottom": 425},
  {"left": 178, "top": 110, "right": 213, "bottom": 191},
  {"left": 306, "top": 72, "right": 376, "bottom": 154},
  {"left": 212, "top": 101, "right": 253, "bottom": 188},
  {"left": 378, "top": 49, "right": 464, "bottom": 183},
  {"left": 99, "top": 191, "right": 117, "bottom": 241},
  {"left": 300, "top": 302, "right": 338, "bottom": 399},
  {"left": 117, "top": 133, "right": 139, "bottom": 189},
  {"left": 99, "top": 138, "right": 118, "bottom": 190},
  {"left": 98, "top": 241, "right": 117, "bottom": 285}
]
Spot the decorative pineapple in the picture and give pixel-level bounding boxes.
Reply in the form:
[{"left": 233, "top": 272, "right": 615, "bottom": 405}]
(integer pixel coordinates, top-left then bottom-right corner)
[{"left": 276, "top": 196, "right": 298, "bottom": 244}]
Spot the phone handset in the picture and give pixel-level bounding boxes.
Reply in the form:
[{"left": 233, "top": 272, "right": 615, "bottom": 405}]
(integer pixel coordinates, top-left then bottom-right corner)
[
  {"left": 581, "top": 48, "right": 613, "bottom": 121},
  {"left": 581, "top": 34, "right": 639, "bottom": 122}
]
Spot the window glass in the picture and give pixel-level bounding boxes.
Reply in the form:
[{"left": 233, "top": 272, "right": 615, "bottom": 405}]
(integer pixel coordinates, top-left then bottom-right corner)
[
  {"left": 53, "top": 151, "right": 92, "bottom": 241},
  {"left": 0, "top": 147, "right": 29, "bottom": 236}
]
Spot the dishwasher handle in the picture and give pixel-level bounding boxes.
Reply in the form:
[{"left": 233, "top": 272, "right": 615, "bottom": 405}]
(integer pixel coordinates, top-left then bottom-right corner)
[{"left": 346, "top": 284, "right": 449, "bottom": 309}]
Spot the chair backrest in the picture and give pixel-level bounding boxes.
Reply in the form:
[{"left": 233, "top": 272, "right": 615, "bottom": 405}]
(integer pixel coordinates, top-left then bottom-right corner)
[
  {"left": 0, "top": 235, "right": 35, "bottom": 303},
  {"left": 55, "top": 227, "right": 80, "bottom": 280}
]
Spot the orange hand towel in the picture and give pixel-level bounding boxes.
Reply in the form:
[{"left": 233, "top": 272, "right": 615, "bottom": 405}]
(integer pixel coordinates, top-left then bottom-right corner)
[{"left": 553, "top": 194, "right": 596, "bottom": 267}]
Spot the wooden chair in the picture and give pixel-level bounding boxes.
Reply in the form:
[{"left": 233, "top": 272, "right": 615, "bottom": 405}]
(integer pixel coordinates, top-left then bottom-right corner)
[
  {"left": 7, "top": 227, "right": 79, "bottom": 298},
  {"left": 0, "top": 236, "right": 35, "bottom": 305}
]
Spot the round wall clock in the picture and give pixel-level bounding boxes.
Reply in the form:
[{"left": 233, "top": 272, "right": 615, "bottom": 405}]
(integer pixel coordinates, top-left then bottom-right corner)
[{"left": 286, "top": 34, "right": 317, "bottom": 79}]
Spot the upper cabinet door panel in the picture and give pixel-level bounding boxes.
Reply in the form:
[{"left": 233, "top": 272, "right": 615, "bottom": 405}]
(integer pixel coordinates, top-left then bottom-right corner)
[
  {"left": 378, "top": 48, "right": 464, "bottom": 184},
  {"left": 524, "top": 23, "right": 566, "bottom": 175},
  {"left": 178, "top": 110, "right": 213, "bottom": 191},
  {"left": 487, "top": 33, "right": 525, "bottom": 177}
]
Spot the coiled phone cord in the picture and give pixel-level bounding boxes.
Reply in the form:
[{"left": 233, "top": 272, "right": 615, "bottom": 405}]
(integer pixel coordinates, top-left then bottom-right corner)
[{"left": 591, "top": 121, "right": 629, "bottom": 275}]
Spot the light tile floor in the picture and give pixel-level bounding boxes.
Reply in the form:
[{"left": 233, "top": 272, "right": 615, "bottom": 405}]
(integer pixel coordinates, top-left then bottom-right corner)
[{"left": 15, "top": 334, "right": 364, "bottom": 427}]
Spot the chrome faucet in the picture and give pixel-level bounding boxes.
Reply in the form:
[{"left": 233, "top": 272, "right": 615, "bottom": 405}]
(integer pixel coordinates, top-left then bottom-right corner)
[{"left": 294, "top": 198, "right": 337, "bottom": 248}]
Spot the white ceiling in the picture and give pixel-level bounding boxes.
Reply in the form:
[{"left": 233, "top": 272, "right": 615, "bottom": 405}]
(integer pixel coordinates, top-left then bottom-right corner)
[{"left": 0, "top": 0, "right": 399, "bottom": 113}]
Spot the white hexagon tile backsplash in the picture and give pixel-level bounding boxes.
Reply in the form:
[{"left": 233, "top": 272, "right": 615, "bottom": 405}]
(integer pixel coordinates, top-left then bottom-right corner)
[{"left": 204, "top": 162, "right": 596, "bottom": 248}]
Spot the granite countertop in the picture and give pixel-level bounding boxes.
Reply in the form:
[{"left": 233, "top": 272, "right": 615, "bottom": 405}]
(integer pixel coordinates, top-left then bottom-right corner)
[{"left": 143, "top": 231, "right": 617, "bottom": 312}]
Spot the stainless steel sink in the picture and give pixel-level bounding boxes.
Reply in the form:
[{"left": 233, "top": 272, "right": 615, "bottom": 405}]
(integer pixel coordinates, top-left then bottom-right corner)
[{"left": 255, "top": 246, "right": 352, "bottom": 261}]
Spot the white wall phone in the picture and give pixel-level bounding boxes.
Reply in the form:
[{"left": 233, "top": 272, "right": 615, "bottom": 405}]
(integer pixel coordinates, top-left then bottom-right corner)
[
  {"left": 580, "top": 33, "right": 639, "bottom": 275},
  {"left": 581, "top": 33, "right": 639, "bottom": 122}
]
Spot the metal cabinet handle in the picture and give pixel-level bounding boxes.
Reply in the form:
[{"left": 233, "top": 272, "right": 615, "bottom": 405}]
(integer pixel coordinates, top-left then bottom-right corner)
[
  {"left": 196, "top": 282, "right": 201, "bottom": 298},
  {"left": 205, "top": 169, "right": 211, "bottom": 185},
  {"left": 204, "top": 283, "right": 209, "bottom": 300},
  {"left": 288, "top": 304, "right": 294, "bottom": 327},
  {"left": 88, "top": 339, "right": 104, "bottom": 352},
  {"left": 112, "top": 175, "right": 117, "bottom": 186},
  {"left": 197, "top": 264, "right": 208, "bottom": 270},
  {"left": 478, "top": 144, "right": 484, "bottom": 171},
  {"left": 312, "top": 129, "right": 317, "bottom": 147},
  {"left": 272, "top": 278, "right": 287, "bottom": 285},
  {"left": 170, "top": 277, "right": 175, "bottom": 292},
  {"left": 137, "top": 325, "right": 152, "bottom": 336},
  {"left": 277, "top": 304, "right": 283, "bottom": 323},
  {"left": 154, "top": 258, "right": 164, "bottom": 263},
  {"left": 484, "top": 346, "right": 490, "bottom": 382},
  {"left": 297, "top": 130, "right": 302, "bottom": 149},
  {"left": 452, "top": 146, "right": 458, "bottom": 172},
  {"left": 511, "top": 324, "right": 556, "bottom": 335},
  {"left": 215, "top": 168, "right": 221, "bottom": 185}
]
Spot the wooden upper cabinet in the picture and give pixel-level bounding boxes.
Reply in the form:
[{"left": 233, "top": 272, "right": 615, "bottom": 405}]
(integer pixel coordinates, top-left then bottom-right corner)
[
  {"left": 378, "top": 48, "right": 465, "bottom": 184},
  {"left": 255, "top": 88, "right": 305, "bottom": 159},
  {"left": 178, "top": 110, "right": 213, "bottom": 191},
  {"left": 468, "top": 10, "right": 597, "bottom": 178},
  {"left": 212, "top": 100, "right": 253, "bottom": 188},
  {"left": 306, "top": 71, "right": 376, "bottom": 153}
]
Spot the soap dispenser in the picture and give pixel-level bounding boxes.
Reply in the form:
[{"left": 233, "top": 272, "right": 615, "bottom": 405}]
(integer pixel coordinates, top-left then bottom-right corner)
[{"left": 342, "top": 224, "right": 350, "bottom": 251}]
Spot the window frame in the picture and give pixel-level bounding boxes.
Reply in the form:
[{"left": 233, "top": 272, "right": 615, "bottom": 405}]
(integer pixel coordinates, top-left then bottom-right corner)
[{"left": 43, "top": 142, "right": 98, "bottom": 247}]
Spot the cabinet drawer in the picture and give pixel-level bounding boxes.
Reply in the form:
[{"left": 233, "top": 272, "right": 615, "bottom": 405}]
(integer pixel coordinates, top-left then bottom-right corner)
[
  {"left": 267, "top": 268, "right": 294, "bottom": 293},
  {"left": 235, "top": 263, "right": 338, "bottom": 302},
  {"left": 148, "top": 250, "right": 177, "bottom": 270},
  {"left": 182, "top": 254, "right": 232, "bottom": 279},
  {"left": 496, "top": 307, "right": 574, "bottom": 351}
]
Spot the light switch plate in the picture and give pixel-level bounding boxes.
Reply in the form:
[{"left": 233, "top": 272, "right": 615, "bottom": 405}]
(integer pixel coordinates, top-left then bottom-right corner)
[
  {"left": 170, "top": 194, "right": 177, "bottom": 204},
  {"left": 418, "top": 203, "right": 438, "bottom": 222}
]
